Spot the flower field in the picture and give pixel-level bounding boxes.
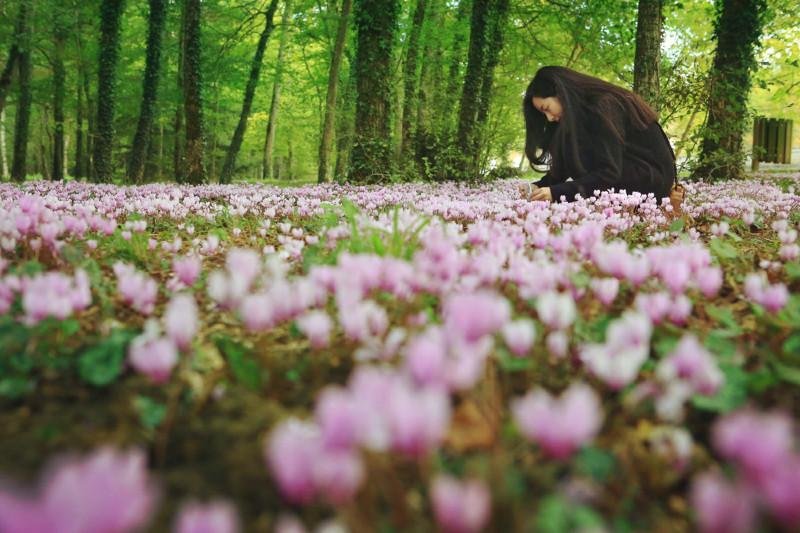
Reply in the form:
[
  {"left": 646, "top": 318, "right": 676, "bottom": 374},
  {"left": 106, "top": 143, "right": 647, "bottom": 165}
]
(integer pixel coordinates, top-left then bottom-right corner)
[{"left": 1, "top": 176, "right": 800, "bottom": 532}]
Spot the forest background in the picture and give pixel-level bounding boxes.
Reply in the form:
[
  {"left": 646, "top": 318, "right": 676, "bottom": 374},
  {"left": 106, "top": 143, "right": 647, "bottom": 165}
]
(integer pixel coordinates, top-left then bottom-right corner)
[{"left": 0, "top": 0, "right": 798, "bottom": 186}]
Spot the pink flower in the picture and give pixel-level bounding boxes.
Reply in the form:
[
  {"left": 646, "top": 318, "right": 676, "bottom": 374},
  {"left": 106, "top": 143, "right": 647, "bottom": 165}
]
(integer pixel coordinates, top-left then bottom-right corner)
[
  {"left": 174, "top": 500, "right": 239, "bottom": 533},
  {"left": 762, "top": 455, "right": 800, "bottom": 528},
  {"left": 0, "top": 447, "right": 157, "bottom": 533},
  {"left": 442, "top": 291, "right": 510, "bottom": 343},
  {"left": 546, "top": 331, "right": 569, "bottom": 358},
  {"left": 712, "top": 409, "right": 794, "bottom": 485},
  {"left": 128, "top": 330, "right": 178, "bottom": 384},
  {"left": 266, "top": 419, "right": 321, "bottom": 504},
  {"left": 315, "top": 387, "right": 363, "bottom": 450},
  {"left": 173, "top": 256, "right": 202, "bottom": 286},
  {"left": 311, "top": 449, "right": 364, "bottom": 505},
  {"left": 690, "top": 472, "right": 756, "bottom": 533},
  {"left": 164, "top": 294, "right": 198, "bottom": 350},
  {"left": 662, "top": 261, "right": 691, "bottom": 294},
  {"left": 404, "top": 327, "right": 447, "bottom": 386},
  {"left": 238, "top": 292, "right": 275, "bottom": 331},
  {"left": 511, "top": 382, "right": 603, "bottom": 459},
  {"left": 580, "top": 311, "right": 652, "bottom": 389},
  {"left": 589, "top": 277, "right": 619, "bottom": 307},
  {"left": 338, "top": 300, "right": 388, "bottom": 342},
  {"left": 386, "top": 382, "right": 451, "bottom": 458},
  {"left": 295, "top": 311, "right": 333, "bottom": 349},
  {"left": 535, "top": 291, "right": 576, "bottom": 330},
  {"left": 114, "top": 262, "right": 158, "bottom": 315},
  {"left": 430, "top": 475, "right": 491, "bottom": 533},
  {"left": 760, "top": 283, "right": 788, "bottom": 312},
  {"left": 667, "top": 294, "right": 693, "bottom": 325},
  {"left": 695, "top": 266, "right": 722, "bottom": 298},
  {"left": 656, "top": 334, "right": 723, "bottom": 395},
  {"left": 780, "top": 243, "right": 800, "bottom": 261},
  {"left": 501, "top": 319, "right": 536, "bottom": 357},
  {"left": 225, "top": 248, "right": 261, "bottom": 288},
  {"left": 634, "top": 291, "right": 671, "bottom": 324}
]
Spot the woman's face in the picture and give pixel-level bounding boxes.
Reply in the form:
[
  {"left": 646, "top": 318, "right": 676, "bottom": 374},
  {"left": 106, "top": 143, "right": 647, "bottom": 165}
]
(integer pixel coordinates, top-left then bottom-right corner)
[{"left": 532, "top": 96, "right": 562, "bottom": 123}]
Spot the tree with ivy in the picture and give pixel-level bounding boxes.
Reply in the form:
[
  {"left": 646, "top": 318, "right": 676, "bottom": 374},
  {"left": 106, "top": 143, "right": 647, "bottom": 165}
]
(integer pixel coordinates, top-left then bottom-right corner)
[
  {"left": 694, "top": 0, "right": 766, "bottom": 181},
  {"left": 633, "top": 0, "right": 663, "bottom": 112},
  {"left": 348, "top": 0, "right": 400, "bottom": 183},
  {"left": 127, "top": 0, "right": 167, "bottom": 183},
  {"left": 182, "top": 0, "right": 205, "bottom": 184},
  {"left": 10, "top": 0, "right": 31, "bottom": 183},
  {"left": 93, "top": 0, "right": 125, "bottom": 182}
]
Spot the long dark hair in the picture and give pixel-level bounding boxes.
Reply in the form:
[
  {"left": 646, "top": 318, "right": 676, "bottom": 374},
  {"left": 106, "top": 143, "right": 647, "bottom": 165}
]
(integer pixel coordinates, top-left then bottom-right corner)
[{"left": 523, "top": 66, "right": 657, "bottom": 178}]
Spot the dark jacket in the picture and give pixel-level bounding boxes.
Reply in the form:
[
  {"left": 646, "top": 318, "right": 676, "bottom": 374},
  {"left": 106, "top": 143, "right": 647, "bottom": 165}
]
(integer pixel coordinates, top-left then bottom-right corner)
[{"left": 535, "top": 108, "right": 676, "bottom": 202}]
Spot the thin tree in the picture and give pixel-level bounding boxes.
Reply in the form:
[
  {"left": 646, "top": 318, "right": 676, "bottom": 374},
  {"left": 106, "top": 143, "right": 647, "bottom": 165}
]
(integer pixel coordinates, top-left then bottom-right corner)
[
  {"left": 11, "top": 0, "right": 32, "bottom": 183},
  {"left": 0, "top": 0, "right": 27, "bottom": 115},
  {"left": 633, "top": 0, "right": 664, "bottom": 112},
  {"left": 695, "top": 0, "right": 766, "bottom": 181},
  {"left": 219, "top": 0, "right": 280, "bottom": 184},
  {"left": 93, "top": 0, "right": 126, "bottom": 182},
  {"left": 128, "top": 0, "right": 167, "bottom": 183},
  {"left": 52, "top": 19, "right": 67, "bottom": 181},
  {"left": 182, "top": 0, "right": 206, "bottom": 184},
  {"left": 262, "top": 0, "right": 294, "bottom": 181},
  {"left": 348, "top": 0, "right": 400, "bottom": 183},
  {"left": 317, "top": 0, "right": 353, "bottom": 183},
  {"left": 1, "top": 109, "right": 8, "bottom": 179},
  {"left": 174, "top": 0, "right": 186, "bottom": 181},
  {"left": 456, "top": 0, "right": 509, "bottom": 178},
  {"left": 400, "top": 0, "right": 426, "bottom": 162}
]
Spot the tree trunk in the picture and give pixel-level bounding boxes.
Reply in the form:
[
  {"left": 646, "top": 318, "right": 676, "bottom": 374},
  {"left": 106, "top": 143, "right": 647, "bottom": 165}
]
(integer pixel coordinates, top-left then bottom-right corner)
[
  {"left": 75, "top": 74, "right": 85, "bottom": 178},
  {"left": 348, "top": 0, "right": 400, "bottom": 183},
  {"left": 93, "top": 0, "right": 126, "bottom": 182},
  {"left": 400, "top": 0, "right": 426, "bottom": 162},
  {"left": 0, "top": 0, "right": 26, "bottom": 115},
  {"left": 473, "top": 0, "right": 509, "bottom": 169},
  {"left": 219, "top": 0, "right": 280, "bottom": 184},
  {"left": 182, "top": 0, "right": 205, "bottom": 184},
  {"left": 633, "top": 0, "right": 663, "bottom": 112},
  {"left": 174, "top": 0, "right": 187, "bottom": 181},
  {"left": 52, "top": 24, "right": 67, "bottom": 181},
  {"left": 11, "top": 0, "right": 32, "bottom": 183},
  {"left": 0, "top": 108, "right": 8, "bottom": 179},
  {"left": 334, "top": 68, "right": 356, "bottom": 181},
  {"left": 262, "top": 0, "right": 293, "bottom": 181},
  {"left": 128, "top": 0, "right": 167, "bottom": 183},
  {"left": 442, "top": 0, "right": 469, "bottom": 136},
  {"left": 695, "top": 0, "right": 766, "bottom": 181},
  {"left": 83, "top": 68, "right": 94, "bottom": 179},
  {"left": 317, "top": 0, "right": 352, "bottom": 183}
]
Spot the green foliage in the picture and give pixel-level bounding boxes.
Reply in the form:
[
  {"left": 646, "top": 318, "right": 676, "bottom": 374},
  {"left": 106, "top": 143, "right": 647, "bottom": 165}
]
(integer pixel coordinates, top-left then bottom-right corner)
[
  {"left": 134, "top": 395, "right": 167, "bottom": 431},
  {"left": 78, "top": 329, "right": 136, "bottom": 387},
  {"left": 536, "top": 495, "right": 605, "bottom": 533},
  {"left": 692, "top": 363, "right": 749, "bottom": 412},
  {"left": 575, "top": 446, "right": 617, "bottom": 483},
  {"left": 213, "top": 334, "right": 263, "bottom": 390}
]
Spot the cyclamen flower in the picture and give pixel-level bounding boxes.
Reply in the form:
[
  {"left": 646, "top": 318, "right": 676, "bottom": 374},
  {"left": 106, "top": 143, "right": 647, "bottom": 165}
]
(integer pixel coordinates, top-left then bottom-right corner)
[
  {"left": 386, "top": 381, "right": 451, "bottom": 458},
  {"left": 580, "top": 311, "right": 652, "bottom": 389},
  {"left": 20, "top": 269, "right": 92, "bottom": 325},
  {"left": 761, "top": 455, "right": 800, "bottom": 528},
  {"left": 511, "top": 382, "right": 603, "bottom": 459},
  {"left": 174, "top": 500, "right": 239, "bottom": 533},
  {"left": 164, "top": 293, "right": 198, "bottom": 350},
  {"left": 430, "top": 475, "right": 491, "bottom": 533},
  {"left": 589, "top": 277, "right": 619, "bottom": 307},
  {"left": 656, "top": 334, "right": 723, "bottom": 395},
  {"left": 546, "top": 330, "right": 569, "bottom": 358},
  {"left": 535, "top": 291, "right": 577, "bottom": 330},
  {"left": 114, "top": 262, "right": 158, "bottom": 315},
  {"left": 0, "top": 447, "right": 157, "bottom": 533},
  {"left": 295, "top": 310, "right": 333, "bottom": 349},
  {"left": 712, "top": 409, "right": 794, "bottom": 485},
  {"left": 173, "top": 256, "right": 202, "bottom": 286},
  {"left": 690, "top": 472, "right": 756, "bottom": 533},
  {"left": 442, "top": 290, "right": 511, "bottom": 343},
  {"left": 695, "top": 266, "right": 723, "bottom": 298},
  {"left": 128, "top": 323, "right": 179, "bottom": 384},
  {"left": 743, "top": 272, "right": 788, "bottom": 312},
  {"left": 501, "top": 318, "right": 536, "bottom": 357}
]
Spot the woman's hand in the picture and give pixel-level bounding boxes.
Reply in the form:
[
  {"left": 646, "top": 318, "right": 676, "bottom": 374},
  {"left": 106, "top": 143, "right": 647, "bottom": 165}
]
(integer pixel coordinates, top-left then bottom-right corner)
[{"left": 529, "top": 187, "right": 552, "bottom": 202}]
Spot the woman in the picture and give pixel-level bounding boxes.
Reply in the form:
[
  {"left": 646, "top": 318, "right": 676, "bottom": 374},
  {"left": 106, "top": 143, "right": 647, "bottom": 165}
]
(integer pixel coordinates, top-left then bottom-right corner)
[{"left": 521, "top": 66, "right": 676, "bottom": 203}]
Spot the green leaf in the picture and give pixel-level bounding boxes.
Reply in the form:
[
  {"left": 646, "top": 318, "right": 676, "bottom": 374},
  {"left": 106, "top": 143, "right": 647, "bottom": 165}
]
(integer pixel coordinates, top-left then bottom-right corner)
[
  {"left": 783, "top": 333, "right": 800, "bottom": 358},
  {"left": 0, "top": 377, "right": 34, "bottom": 399},
  {"left": 78, "top": 330, "right": 135, "bottom": 386},
  {"left": 709, "top": 238, "right": 738, "bottom": 260},
  {"left": 786, "top": 262, "right": 800, "bottom": 281},
  {"left": 215, "top": 336, "right": 262, "bottom": 390},
  {"left": 704, "top": 330, "right": 738, "bottom": 359},
  {"left": 692, "top": 364, "right": 748, "bottom": 412},
  {"left": 536, "top": 495, "right": 570, "bottom": 533},
  {"left": 496, "top": 348, "right": 533, "bottom": 372},
  {"left": 668, "top": 218, "right": 685, "bottom": 232},
  {"left": 59, "top": 319, "right": 81, "bottom": 337},
  {"left": 575, "top": 446, "right": 616, "bottom": 482},
  {"left": 134, "top": 395, "right": 166, "bottom": 430},
  {"left": 771, "top": 361, "right": 800, "bottom": 387},
  {"left": 705, "top": 306, "right": 742, "bottom": 334}
]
